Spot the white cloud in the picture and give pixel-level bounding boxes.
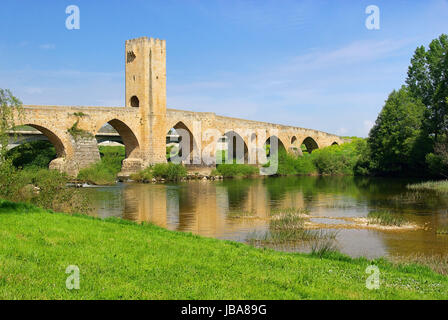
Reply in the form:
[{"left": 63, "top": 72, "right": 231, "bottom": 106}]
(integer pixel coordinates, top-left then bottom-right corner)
[
  {"left": 267, "top": 38, "right": 415, "bottom": 80},
  {"left": 39, "top": 44, "right": 56, "bottom": 50}
]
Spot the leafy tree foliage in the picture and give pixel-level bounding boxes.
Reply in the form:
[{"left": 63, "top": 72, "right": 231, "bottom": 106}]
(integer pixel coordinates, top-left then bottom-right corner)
[
  {"left": 0, "top": 89, "right": 22, "bottom": 160},
  {"left": 406, "top": 34, "right": 448, "bottom": 141},
  {"left": 7, "top": 141, "right": 56, "bottom": 169},
  {"left": 364, "top": 34, "right": 448, "bottom": 177},
  {"left": 426, "top": 135, "right": 448, "bottom": 178},
  {"left": 367, "top": 87, "right": 427, "bottom": 175}
]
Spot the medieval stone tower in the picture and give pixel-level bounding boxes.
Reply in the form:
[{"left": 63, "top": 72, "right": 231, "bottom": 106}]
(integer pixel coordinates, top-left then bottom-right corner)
[{"left": 125, "top": 37, "right": 167, "bottom": 168}]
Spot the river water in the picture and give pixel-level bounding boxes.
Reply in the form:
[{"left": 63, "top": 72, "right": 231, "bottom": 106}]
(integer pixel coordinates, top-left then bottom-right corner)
[{"left": 85, "top": 176, "right": 448, "bottom": 259}]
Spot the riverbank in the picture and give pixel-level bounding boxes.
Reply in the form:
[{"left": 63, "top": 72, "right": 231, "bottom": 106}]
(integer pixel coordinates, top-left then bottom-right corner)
[
  {"left": 407, "top": 180, "right": 448, "bottom": 193},
  {"left": 8, "top": 141, "right": 367, "bottom": 185},
  {"left": 0, "top": 199, "right": 447, "bottom": 299}
]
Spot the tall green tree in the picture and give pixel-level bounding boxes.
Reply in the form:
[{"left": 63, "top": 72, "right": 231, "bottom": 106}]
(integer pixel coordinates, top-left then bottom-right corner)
[
  {"left": 368, "top": 87, "right": 426, "bottom": 175},
  {"left": 0, "top": 89, "right": 23, "bottom": 161},
  {"left": 406, "top": 34, "right": 448, "bottom": 141}
]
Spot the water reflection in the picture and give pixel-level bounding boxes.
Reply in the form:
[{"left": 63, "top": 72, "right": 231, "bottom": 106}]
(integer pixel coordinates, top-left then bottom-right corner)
[{"left": 88, "top": 176, "right": 448, "bottom": 259}]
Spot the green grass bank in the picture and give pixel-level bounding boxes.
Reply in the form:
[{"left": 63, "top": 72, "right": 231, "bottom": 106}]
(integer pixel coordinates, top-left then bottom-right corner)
[
  {"left": 407, "top": 180, "right": 448, "bottom": 193},
  {"left": 0, "top": 200, "right": 447, "bottom": 299}
]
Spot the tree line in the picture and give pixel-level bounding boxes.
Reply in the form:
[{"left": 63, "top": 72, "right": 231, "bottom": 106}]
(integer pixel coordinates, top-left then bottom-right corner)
[{"left": 358, "top": 34, "right": 448, "bottom": 177}]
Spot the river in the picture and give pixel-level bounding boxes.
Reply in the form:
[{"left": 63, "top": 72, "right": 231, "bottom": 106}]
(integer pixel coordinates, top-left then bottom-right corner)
[{"left": 84, "top": 176, "right": 448, "bottom": 259}]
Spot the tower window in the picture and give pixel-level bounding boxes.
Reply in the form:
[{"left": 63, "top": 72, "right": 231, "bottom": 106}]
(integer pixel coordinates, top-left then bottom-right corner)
[
  {"left": 130, "top": 95, "right": 139, "bottom": 108},
  {"left": 127, "top": 51, "right": 136, "bottom": 63}
]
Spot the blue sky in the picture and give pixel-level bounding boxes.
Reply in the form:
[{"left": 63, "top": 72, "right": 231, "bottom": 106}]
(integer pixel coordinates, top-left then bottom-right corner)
[{"left": 1, "top": 0, "right": 447, "bottom": 137}]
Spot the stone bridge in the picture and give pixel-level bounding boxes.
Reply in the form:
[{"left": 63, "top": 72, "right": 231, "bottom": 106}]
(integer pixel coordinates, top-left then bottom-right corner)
[{"left": 10, "top": 37, "right": 344, "bottom": 176}]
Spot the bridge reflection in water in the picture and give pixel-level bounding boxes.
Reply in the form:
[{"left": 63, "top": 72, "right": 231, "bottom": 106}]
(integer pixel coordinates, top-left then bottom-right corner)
[
  {"left": 88, "top": 177, "right": 448, "bottom": 259},
  {"left": 114, "top": 180, "right": 275, "bottom": 240}
]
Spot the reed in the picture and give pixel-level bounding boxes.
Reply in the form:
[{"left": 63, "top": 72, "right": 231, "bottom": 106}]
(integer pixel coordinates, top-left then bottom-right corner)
[{"left": 367, "top": 210, "right": 406, "bottom": 226}]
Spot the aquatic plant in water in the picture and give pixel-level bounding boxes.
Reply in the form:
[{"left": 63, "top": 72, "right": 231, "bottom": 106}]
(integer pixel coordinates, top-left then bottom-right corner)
[{"left": 367, "top": 210, "right": 406, "bottom": 226}]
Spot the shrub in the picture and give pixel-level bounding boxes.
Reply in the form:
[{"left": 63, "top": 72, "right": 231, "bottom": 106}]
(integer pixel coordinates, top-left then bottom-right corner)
[
  {"left": 215, "top": 164, "right": 259, "bottom": 178},
  {"left": 130, "top": 167, "right": 153, "bottom": 182},
  {"left": 152, "top": 163, "right": 187, "bottom": 180},
  {"left": 0, "top": 160, "right": 21, "bottom": 199},
  {"left": 0, "top": 161, "right": 91, "bottom": 214},
  {"left": 67, "top": 118, "right": 93, "bottom": 140},
  {"left": 77, "top": 146, "right": 125, "bottom": 185},
  {"left": 98, "top": 146, "right": 125, "bottom": 174},
  {"left": 131, "top": 163, "right": 187, "bottom": 182},
  {"left": 293, "top": 153, "right": 317, "bottom": 175},
  {"left": 311, "top": 140, "right": 364, "bottom": 175},
  {"left": 275, "top": 151, "right": 301, "bottom": 175},
  {"left": 77, "top": 162, "right": 118, "bottom": 185},
  {"left": 272, "top": 139, "right": 366, "bottom": 176}
]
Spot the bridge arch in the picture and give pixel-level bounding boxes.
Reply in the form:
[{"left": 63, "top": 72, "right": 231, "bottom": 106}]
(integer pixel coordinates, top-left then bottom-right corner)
[
  {"left": 288, "top": 135, "right": 302, "bottom": 156},
  {"left": 301, "top": 136, "right": 319, "bottom": 153},
  {"left": 331, "top": 141, "right": 339, "bottom": 146},
  {"left": 6, "top": 123, "right": 72, "bottom": 173},
  {"left": 95, "top": 123, "right": 125, "bottom": 146},
  {"left": 166, "top": 121, "right": 197, "bottom": 163},
  {"left": 95, "top": 119, "right": 140, "bottom": 159},
  {"left": 219, "top": 131, "right": 248, "bottom": 164},
  {"left": 265, "top": 135, "right": 287, "bottom": 157},
  {"left": 12, "top": 124, "right": 67, "bottom": 158},
  {"left": 291, "top": 136, "right": 298, "bottom": 145},
  {"left": 6, "top": 134, "right": 53, "bottom": 151}
]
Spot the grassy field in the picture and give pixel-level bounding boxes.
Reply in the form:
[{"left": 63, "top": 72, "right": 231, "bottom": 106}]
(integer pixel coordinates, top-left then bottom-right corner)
[{"left": 0, "top": 200, "right": 447, "bottom": 299}]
